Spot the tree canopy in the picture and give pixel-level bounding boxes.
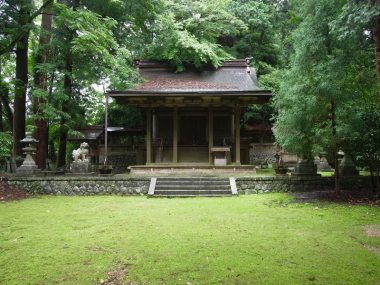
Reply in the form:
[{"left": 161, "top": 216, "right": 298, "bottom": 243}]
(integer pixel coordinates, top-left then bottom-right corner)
[{"left": 0, "top": 0, "right": 379, "bottom": 176}]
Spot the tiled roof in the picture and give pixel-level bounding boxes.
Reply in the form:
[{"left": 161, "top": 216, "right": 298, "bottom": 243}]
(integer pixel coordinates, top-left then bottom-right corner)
[
  {"left": 133, "top": 79, "right": 236, "bottom": 91},
  {"left": 115, "top": 59, "right": 265, "bottom": 93}
]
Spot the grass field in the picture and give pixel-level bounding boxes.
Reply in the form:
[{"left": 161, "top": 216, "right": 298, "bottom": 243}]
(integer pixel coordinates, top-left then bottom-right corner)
[{"left": 0, "top": 194, "right": 379, "bottom": 285}]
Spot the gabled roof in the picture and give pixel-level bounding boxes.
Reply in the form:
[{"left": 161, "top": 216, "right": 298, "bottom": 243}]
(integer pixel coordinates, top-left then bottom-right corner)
[
  {"left": 109, "top": 59, "right": 271, "bottom": 94},
  {"left": 133, "top": 59, "right": 262, "bottom": 92},
  {"left": 108, "top": 59, "right": 272, "bottom": 106}
]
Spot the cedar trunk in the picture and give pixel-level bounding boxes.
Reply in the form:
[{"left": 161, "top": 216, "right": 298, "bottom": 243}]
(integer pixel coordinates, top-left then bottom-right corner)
[
  {"left": 33, "top": 0, "right": 53, "bottom": 169},
  {"left": 56, "top": 0, "right": 78, "bottom": 168},
  {"left": 13, "top": 0, "right": 32, "bottom": 157},
  {"left": 13, "top": 33, "right": 29, "bottom": 156},
  {"left": 331, "top": 101, "right": 340, "bottom": 195},
  {"left": 56, "top": 52, "right": 72, "bottom": 167},
  {"left": 0, "top": 101, "right": 3, "bottom": 132}
]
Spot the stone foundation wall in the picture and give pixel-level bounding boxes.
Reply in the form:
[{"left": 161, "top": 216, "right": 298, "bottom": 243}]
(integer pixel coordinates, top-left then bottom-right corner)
[
  {"left": 236, "top": 176, "right": 372, "bottom": 194},
  {"left": 9, "top": 177, "right": 150, "bottom": 196},
  {"left": 249, "top": 144, "right": 277, "bottom": 165},
  {"left": 9, "top": 176, "right": 372, "bottom": 196},
  {"left": 107, "top": 153, "right": 137, "bottom": 173}
]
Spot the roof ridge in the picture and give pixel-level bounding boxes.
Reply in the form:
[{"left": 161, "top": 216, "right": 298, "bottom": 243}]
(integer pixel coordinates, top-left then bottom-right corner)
[{"left": 136, "top": 59, "right": 250, "bottom": 69}]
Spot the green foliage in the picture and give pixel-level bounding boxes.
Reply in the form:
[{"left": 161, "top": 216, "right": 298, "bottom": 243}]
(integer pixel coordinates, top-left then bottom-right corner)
[
  {"left": 273, "top": 0, "right": 378, "bottom": 161},
  {"left": 2, "top": 0, "right": 380, "bottom": 169},
  {"left": 0, "top": 132, "right": 13, "bottom": 160},
  {"left": 258, "top": 68, "right": 283, "bottom": 93},
  {"left": 102, "top": 102, "right": 143, "bottom": 128},
  {"left": 227, "top": 0, "right": 280, "bottom": 74},
  {"left": 53, "top": 3, "right": 139, "bottom": 89},
  {"left": 145, "top": 0, "right": 246, "bottom": 71},
  {"left": 331, "top": 0, "right": 380, "bottom": 42},
  {"left": 244, "top": 104, "right": 273, "bottom": 127},
  {"left": 348, "top": 104, "right": 380, "bottom": 171},
  {"left": 0, "top": 0, "right": 36, "bottom": 55}
]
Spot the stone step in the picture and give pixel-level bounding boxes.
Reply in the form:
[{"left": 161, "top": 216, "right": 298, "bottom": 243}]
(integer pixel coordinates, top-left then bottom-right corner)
[
  {"left": 149, "top": 177, "right": 236, "bottom": 197},
  {"left": 154, "top": 190, "right": 232, "bottom": 196},
  {"left": 157, "top": 177, "right": 229, "bottom": 182},
  {"left": 156, "top": 181, "right": 230, "bottom": 186},
  {"left": 155, "top": 185, "right": 231, "bottom": 190},
  {"left": 153, "top": 194, "right": 233, "bottom": 198}
]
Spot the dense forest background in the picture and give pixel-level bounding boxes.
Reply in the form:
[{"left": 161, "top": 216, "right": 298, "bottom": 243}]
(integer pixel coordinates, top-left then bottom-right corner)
[{"left": 0, "top": 0, "right": 379, "bottom": 178}]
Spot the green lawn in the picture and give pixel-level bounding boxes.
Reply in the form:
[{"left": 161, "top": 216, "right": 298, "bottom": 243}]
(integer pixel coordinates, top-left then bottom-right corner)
[{"left": 0, "top": 195, "right": 379, "bottom": 285}]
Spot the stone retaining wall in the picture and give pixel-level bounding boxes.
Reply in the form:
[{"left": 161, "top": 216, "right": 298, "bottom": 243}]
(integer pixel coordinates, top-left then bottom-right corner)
[
  {"left": 9, "top": 177, "right": 150, "bottom": 196},
  {"left": 236, "top": 176, "right": 372, "bottom": 194},
  {"left": 9, "top": 176, "right": 372, "bottom": 196},
  {"left": 249, "top": 144, "right": 277, "bottom": 165}
]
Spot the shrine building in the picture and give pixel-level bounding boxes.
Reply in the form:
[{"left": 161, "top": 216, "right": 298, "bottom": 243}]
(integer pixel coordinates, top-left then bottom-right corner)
[{"left": 107, "top": 59, "right": 272, "bottom": 169}]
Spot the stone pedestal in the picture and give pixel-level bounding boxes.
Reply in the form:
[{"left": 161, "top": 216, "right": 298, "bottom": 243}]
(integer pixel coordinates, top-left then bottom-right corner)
[
  {"left": 16, "top": 153, "right": 40, "bottom": 175},
  {"left": 70, "top": 161, "right": 90, "bottom": 173},
  {"left": 16, "top": 133, "right": 40, "bottom": 176},
  {"left": 292, "top": 159, "right": 319, "bottom": 176},
  {"left": 339, "top": 153, "right": 359, "bottom": 176},
  {"left": 318, "top": 154, "right": 333, "bottom": 172}
]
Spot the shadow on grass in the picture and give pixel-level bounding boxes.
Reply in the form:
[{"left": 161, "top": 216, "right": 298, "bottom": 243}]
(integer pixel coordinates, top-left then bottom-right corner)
[{"left": 292, "top": 190, "right": 380, "bottom": 206}]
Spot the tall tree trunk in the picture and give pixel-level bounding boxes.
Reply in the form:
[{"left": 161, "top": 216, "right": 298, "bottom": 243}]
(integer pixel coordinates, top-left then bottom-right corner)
[
  {"left": 0, "top": 101, "right": 3, "bottom": 132},
  {"left": 369, "top": 160, "right": 376, "bottom": 192},
  {"left": 56, "top": 0, "right": 79, "bottom": 168},
  {"left": 56, "top": 52, "right": 72, "bottom": 168},
  {"left": 13, "top": 0, "right": 32, "bottom": 157},
  {"left": 331, "top": 101, "right": 340, "bottom": 195},
  {"left": 33, "top": 0, "right": 54, "bottom": 169},
  {"left": 13, "top": 32, "right": 29, "bottom": 156}
]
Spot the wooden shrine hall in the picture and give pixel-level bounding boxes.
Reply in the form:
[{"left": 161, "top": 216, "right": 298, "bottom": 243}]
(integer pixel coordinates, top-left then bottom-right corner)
[{"left": 108, "top": 59, "right": 272, "bottom": 168}]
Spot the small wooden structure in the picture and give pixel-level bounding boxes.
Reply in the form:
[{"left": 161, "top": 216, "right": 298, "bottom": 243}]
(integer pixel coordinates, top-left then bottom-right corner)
[
  {"left": 108, "top": 59, "right": 272, "bottom": 167},
  {"left": 68, "top": 125, "right": 144, "bottom": 171},
  {"left": 210, "top": 147, "right": 231, "bottom": 166}
]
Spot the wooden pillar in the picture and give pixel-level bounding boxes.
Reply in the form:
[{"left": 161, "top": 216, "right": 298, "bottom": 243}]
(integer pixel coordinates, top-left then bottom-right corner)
[
  {"left": 146, "top": 107, "right": 152, "bottom": 164},
  {"left": 234, "top": 104, "right": 241, "bottom": 165},
  {"left": 173, "top": 107, "right": 178, "bottom": 163},
  {"left": 231, "top": 114, "right": 234, "bottom": 140},
  {"left": 208, "top": 106, "right": 213, "bottom": 164},
  {"left": 152, "top": 110, "right": 157, "bottom": 140}
]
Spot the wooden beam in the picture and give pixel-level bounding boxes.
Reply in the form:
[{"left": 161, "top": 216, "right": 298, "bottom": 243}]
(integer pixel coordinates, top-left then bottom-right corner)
[
  {"left": 173, "top": 107, "right": 178, "bottom": 163},
  {"left": 152, "top": 109, "right": 157, "bottom": 140},
  {"left": 146, "top": 107, "right": 152, "bottom": 164},
  {"left": 234, "top": 104, "right": 241, "bottom": 165},
  {"left": 208, "top": 106, "right": 214, "bottom": 165}
]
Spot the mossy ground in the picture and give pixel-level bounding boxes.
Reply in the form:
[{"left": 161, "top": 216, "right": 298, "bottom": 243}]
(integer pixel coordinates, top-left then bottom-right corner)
[{"left": 0, "top": 194, "right": 379, "bottom": 285}]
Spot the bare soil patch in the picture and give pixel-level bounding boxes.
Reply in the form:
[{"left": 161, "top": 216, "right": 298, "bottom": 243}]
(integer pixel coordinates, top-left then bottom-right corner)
[
  {"left": 363, "top": 225, "right": 380, "bottom": 237},
  {"left": 99, "top": 263, "right": 132, "bottom": 285},
  {"left": 363, "top": 245, "right": 380, "bottom": 254},
  {"left": 0, "top": 177, "right": 29, "bottom": 201}
]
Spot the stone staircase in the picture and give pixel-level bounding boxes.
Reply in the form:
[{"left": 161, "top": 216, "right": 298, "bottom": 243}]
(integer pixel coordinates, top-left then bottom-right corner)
[{"left": 148, "top": 177, "right": 237, "bottom": 197}]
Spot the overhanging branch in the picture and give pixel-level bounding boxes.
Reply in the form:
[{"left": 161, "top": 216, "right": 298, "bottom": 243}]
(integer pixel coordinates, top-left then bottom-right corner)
[{"left": 0, "top": 0, "right": 54, "bottom": 56}]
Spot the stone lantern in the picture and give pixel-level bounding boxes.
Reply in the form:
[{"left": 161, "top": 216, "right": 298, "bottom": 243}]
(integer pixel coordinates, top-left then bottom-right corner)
[
  {"left": 339, "top": 151, "right": 359, "bottom": 176},
  {"left": 273, "top": 150, "right": 288, "bottom": 175},
  {"left": 16, "top": 132, "right": 40, "bottom": 175}
]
